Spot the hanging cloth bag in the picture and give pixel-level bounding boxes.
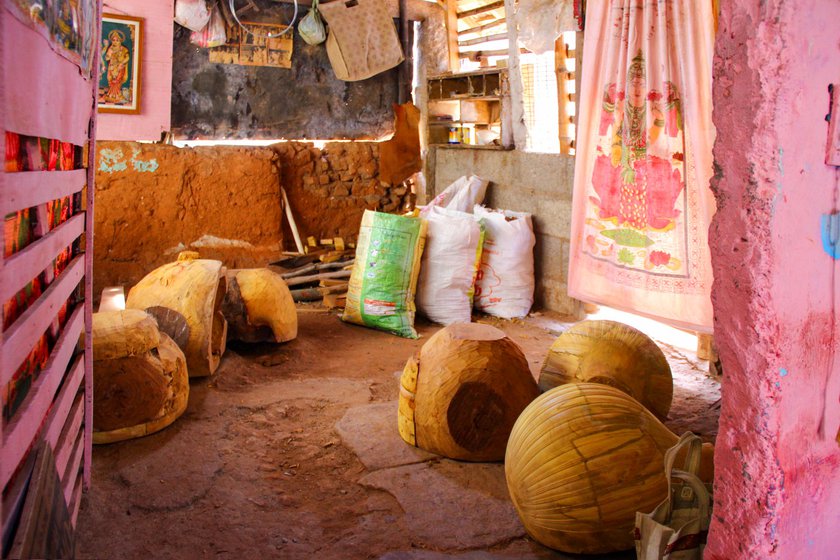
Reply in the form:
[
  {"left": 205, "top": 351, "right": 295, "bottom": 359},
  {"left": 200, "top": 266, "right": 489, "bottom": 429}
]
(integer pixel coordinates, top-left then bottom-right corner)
[
  {"left": 299, "top": 0, "right": 327, "bottom": 45},
  {"left": 175, "top": 0, "right": 212, "bottom": 32},
  {"left": 634, "top": 432, "right": 713, "bottom": 560},
  {"left": 318, "top": 0, "right": 404, "bottom": 81},
  {"left": 190, "top": 4, "right": 227, "bottom": 48}
]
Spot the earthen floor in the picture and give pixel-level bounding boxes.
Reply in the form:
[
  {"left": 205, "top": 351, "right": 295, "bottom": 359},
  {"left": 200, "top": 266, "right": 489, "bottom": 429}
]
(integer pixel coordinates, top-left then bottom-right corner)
[{"left": 76, "top": 308, "right": 720, "bottom": 559}]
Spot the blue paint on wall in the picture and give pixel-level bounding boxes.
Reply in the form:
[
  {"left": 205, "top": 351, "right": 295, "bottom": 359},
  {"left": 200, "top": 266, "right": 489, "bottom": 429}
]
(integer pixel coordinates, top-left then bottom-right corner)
[
  {"left": 779, "top": 368, "right": 789, "bottom": 377},
  {"left": 821, "top": 212, "right": 840, "bottom": 259},
  {"left": 132, "top": 158, "right": 159, "bottom": 173},
  {"left": 99, "top": 148, "right": 128, "bottom": 173}
]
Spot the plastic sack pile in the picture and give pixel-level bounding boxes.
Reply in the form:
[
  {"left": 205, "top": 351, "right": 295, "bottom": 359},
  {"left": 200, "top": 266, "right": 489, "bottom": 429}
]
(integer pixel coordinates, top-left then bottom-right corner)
[{"left": 342, "top": 175, "right": 536, "bottom": 338}]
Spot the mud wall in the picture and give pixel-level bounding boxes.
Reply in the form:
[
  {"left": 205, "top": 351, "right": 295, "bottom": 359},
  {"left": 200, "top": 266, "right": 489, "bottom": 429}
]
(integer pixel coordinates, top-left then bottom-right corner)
[
  {"left": 94, "top": 141, "right": 410, "bottom": 294},
  {"left": 170, "top": 1, "right": 447, "bottom": 140},
  {"left": 706, "top": 1, "right": 840, "bottom": 558},
  {"left": 429, "top": 146, "right": 581, "bottom": 317}
]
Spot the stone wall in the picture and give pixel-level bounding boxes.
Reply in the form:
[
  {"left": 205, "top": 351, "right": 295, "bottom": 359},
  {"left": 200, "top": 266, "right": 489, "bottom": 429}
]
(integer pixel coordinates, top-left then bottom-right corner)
[
  {"left": 429, "top": 146, "right": 581, "bottom": 317},
  {"left": 94, "top": 141, "right": 412, "bottom": 295}
]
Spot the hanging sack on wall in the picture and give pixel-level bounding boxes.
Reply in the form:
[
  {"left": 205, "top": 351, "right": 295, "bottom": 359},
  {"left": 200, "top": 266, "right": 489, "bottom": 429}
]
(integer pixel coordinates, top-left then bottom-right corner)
[
  {"left": 175, "top": 0, "right": 212, "bottom": 32},
  {"left": 190, "top": 5, "right": 227, "bottom": 48},
  {"left": 634, "top": 432, "right": 713, "bottom": 560},
  {"left": 299, "top": 0, "right": 327, "bottom": 45},
  {"left": 342, "top": 210, "right": 427, "bottom": 338},
  {"left": 415, "top": 206, "right": 485, "bottom": 326},
  {"left": 421, "top": 175, "right": 489, "bottom": 215},
  {"left": 318, "top": 0, "right": 404, "bottom": 81},
  {"left": 473, "top": 206, "right": 536, "bottom": 318}
]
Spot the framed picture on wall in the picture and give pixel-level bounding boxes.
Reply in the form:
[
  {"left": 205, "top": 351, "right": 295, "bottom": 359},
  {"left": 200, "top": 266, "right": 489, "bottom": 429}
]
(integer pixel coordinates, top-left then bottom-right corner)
[{"left": 98, "top": 14, "right": 142, "bottom": 114}]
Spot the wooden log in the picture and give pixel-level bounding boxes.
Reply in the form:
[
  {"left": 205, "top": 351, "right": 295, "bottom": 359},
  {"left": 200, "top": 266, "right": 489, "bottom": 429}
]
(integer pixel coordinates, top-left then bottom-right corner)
[
  {"left": 280, "top": 259, "right": 354, "bottom": 279},
  {"left": 539, "top": 320, "right": 673, "bottom": 420},
  {"left": 126, "top": 254, "right": 227, "bottom": 377},
  {"left": 222, "top": 269, "right": 297, "bottom": 344},
  {"left": 505, "top": 383, "right": 714, "bottom": 555},
  {"left": 291, "top": 283, "right": 348, "bottom": 302},
  {"left": 398, "top": 323, "right": 540, "bottom": 461},
  {"left": 284, "top": 269, "right": 352, "bottom": 287},
  {"left": 91, "top": 310, "right": 189, "bottom": 444}
]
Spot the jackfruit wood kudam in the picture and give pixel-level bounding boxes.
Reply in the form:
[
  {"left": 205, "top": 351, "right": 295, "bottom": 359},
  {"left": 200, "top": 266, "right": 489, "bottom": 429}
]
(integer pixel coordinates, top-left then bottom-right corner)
[
  {"left": 91, "top": 309, "right": 189, "bottom": 444},
  {"left": 505, "top": 383, "right": 714, "bottom": 555},
  {"left": 539, "top": 319, "right": 673, "bottom": 420},
  {"left": 222, "top": 268, "right": 298, "bottom": 344},
  {"left": 398, "top": 322, "right": 540, "bottom": 461},
  {"left": 126, "top": 252, "right": 227, "bottom": 377}
]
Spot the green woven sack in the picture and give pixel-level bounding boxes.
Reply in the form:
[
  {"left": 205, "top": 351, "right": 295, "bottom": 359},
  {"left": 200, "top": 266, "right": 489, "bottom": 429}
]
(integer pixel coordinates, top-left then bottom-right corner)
[{"left": 342, "top": 210, "right": 427, "bottom": 338}]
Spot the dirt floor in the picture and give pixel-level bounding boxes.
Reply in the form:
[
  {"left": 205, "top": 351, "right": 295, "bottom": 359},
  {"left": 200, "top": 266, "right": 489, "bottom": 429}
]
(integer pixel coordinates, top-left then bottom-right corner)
[{"left": 76, "top": 307, "right": 720, "bottom": 560}]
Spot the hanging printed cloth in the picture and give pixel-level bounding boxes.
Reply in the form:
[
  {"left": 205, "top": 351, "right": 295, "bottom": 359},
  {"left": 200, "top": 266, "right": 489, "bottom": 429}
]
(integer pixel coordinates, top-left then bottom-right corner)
[{"left": 568, "top": 0, "right": 716, "bottom": 332}]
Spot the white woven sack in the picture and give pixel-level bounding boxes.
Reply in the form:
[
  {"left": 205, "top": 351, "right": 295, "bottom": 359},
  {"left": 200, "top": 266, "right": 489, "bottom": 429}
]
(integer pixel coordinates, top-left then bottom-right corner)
[
  {"left": 175, "top": 0, "right": 211, "bottom": 32},
  {"left": 473, "top": 206, "right": 535, "bottom": 318},
  {"left": 416, "top": 207, "right": 484, "bottom": 325},
  {"left": 422, "top": 175, "right": 488, "bottom": 215}
]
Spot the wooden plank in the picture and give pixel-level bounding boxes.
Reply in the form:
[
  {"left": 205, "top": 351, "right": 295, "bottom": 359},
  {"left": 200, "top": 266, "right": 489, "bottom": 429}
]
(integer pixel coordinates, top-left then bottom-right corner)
[
  {"left": 458, "top": 18, "right": 506, "bottom": 37},
  {"left": 555, "top": 37, "right": 572, "bottom": 154},
  {"left": 446, "top": 0, "right": 460, "bottom": 71},
  {"left": 2, "top": 255, "right": 84, "bottom": 381},
  {"left": 0, "top": 319, "right": 84, "bottom": 490},
  {"left": 456, "top": 0, "right": 504, "bottom": 19},
  {"left": 0, "top": 170, "right": 87, "bottom": 216},
  {"left": 459, "top": 32, "right": 508, "bottom": 47},
  {"left": 285, "top": 269, "right": 352, "bottom": 287},
  {"left": 44, "top": 358, "right": 85, "bottom": 452},
  {"left": 69, "top": 473, "right": 83, "bottom": 527},
  {"left": 459, "top": 47, "right": 527, "bottom": 60},
  {"left": 0, "top": 446, "right": 37, "bottom": 549},
  {"left": 54, "top": 394, "right": 84, "bottom": 478},
  {"left": 7, "top": 443, "right": 75, "bottom": 560},
  {"left": 0, "top": 213, "right": 85, "bottom": 303},
  {"left": 61, "top": 430, "right": 84, "bottom": 505}
]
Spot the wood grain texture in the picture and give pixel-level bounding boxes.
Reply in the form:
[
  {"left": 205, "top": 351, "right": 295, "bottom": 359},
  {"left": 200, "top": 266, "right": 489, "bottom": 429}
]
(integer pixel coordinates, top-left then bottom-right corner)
[
  {"left": 7, "top": 443, "right": 74, "bottom": 560},
  {"left": 504, "top": 383, "right": 713, "bottom": 555},
  {"left": 222, "top": 269, "right": 297, "bottom": 344},
  {"left": 92, "top": 309, "right": 160, "bottom": 361},
  {"left": 93, "top": 332, "right": 189, "bottom": 444},
  {"left": 408, "top": 323, "right": 540, "bottom": 461},
  {"left": 126, "top": 256, "right": 227, "bottom": 377},
  {"left": 538, "top": 320, "right": 674, "bottom": 420}
]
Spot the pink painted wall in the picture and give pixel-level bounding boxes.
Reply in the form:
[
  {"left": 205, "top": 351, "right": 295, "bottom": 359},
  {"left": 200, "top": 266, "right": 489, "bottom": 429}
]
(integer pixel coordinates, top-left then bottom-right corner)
[
  {"left": 96, "top": 0, "right": 173, "bottom": 141},
  {"left": 708, "top": 1, "right": 840, "bottom": 558}
]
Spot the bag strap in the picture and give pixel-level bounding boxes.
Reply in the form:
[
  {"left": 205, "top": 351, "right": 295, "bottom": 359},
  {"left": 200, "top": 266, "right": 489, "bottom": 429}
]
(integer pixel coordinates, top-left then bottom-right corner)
[
  {"left": 670, "top": 469, "right": 712, "bottom": 523},
  {"left": 663, "top": 432, "right": 703, "bottom": 477}
]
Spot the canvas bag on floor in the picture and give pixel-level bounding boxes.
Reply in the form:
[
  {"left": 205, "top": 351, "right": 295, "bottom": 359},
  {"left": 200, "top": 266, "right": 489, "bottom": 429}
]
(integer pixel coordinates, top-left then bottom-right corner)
[
  {"left": 473, "top": 206, "right": 535, "bottom": 318},
  {"left": 342, "top": 210, "right": 426, "bottom": 338},
  {"left": 634, "top": 432, "right": 713, "bottom": 560},
  {"left": 416, "top": 206, "right": 485, "bottom": 326},
  {"left": 319, "top": 0, "right": 404, "bottom": 81}
]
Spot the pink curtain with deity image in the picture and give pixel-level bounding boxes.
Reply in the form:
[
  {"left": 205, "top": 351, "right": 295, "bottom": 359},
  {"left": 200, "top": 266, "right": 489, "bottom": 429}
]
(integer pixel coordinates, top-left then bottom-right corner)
[{"left": 568, "top": 0, "right": 716, "bottom": 332}]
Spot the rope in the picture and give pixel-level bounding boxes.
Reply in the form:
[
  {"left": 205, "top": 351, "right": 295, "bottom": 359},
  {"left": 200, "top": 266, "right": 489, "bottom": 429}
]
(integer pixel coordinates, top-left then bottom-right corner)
[{"left": 228, "top": 0, "right": 298, "bottom": 38}]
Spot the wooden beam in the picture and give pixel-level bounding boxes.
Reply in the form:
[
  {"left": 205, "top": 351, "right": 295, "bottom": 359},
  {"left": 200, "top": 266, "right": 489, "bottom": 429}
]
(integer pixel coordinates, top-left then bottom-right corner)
[
  {"left": 457, "top": 0, "right": 504, "bottom": 19},
  {"left": 458, "top": 18, "right": 506, "bottom": 37},
  {"left": 459, "top": 47, "right": 527, "bottom": 60},
  {"left": 459, "top": 32, "right": 508, "bottom": 47},
  {"left": 446, "top": 0, "right": 460, "bottom": 71},
  {"left": 555, "top": 37, "right": 572, "bottom": 154}
]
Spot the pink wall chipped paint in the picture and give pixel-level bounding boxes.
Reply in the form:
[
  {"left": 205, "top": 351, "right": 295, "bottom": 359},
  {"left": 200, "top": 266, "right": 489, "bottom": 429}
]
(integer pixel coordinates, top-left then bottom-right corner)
[
  {"left": 708, "top": 1, "right": 840, "bottom": 558},
  {"left": 96, "top": 0, "right": 173, "bottom": 141}
]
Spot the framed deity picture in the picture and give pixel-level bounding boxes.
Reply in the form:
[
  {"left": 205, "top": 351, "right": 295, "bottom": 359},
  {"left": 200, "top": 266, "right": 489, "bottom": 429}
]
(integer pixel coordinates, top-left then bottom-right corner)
[{"left": 98, "top": 14, "right": 143, "bottom": 113}]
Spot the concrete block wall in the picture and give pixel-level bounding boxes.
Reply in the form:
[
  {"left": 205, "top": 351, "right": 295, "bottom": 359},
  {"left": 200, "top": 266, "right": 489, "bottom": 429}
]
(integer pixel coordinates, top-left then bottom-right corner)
[{"left": 429, "top": 146, "right": 581, "bottom": 317}]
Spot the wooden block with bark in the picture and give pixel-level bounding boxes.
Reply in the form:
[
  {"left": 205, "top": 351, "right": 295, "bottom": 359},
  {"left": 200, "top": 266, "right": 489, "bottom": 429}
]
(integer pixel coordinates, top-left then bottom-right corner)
[
  {"left": 92, "top": 309, "right": 189, "bottom": 444},
  {"left": 125, "top": 252, "right": 227, "bottom": 377},
  {"left": 222, "top": 268, "right": 298, "bottom": 344},
  {"left": 398, "top": 322, "right": 540, "bottom": 461}
]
